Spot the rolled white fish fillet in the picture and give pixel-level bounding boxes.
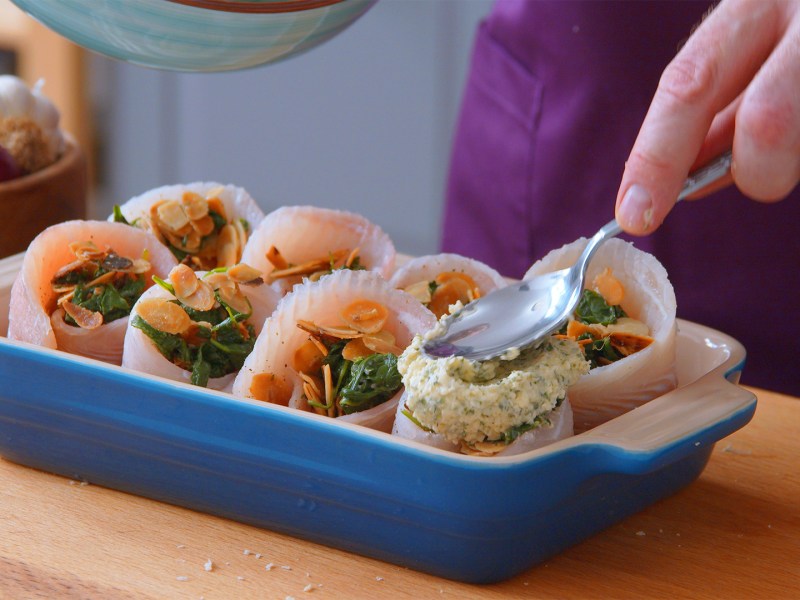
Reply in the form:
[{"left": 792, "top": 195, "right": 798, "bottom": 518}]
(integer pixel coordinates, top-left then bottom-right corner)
[
  {"left": 240, "top": 205, "right": 396, "bottom": 295},
  {"left": 232, "top": 269, "right": 436, "bottom": 432},
  {"left": 122, "top": 271, "right": 280, "bottom": 391},
  {"left": 389, "top": 252, "right": 508, "bottom": 293},
  {"left": 115, "top": 182, "right": 265, "bottom": 233},
  {"left": 392, "top": 391, "right": 574, "bottom": 456},
  {"left": 7, "top": 220, "right": 178, "bottom": 364},
  {"left": 524, "top": 237, "right": 677, "bottom": 432}
]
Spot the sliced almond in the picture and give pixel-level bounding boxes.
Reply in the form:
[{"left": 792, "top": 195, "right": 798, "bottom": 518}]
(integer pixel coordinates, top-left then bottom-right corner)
[
  {"left": 362, "top": 329, "right": 402, "bottom": 355},
  {"left": 128, "top": 258, "right": 151, "bottom": 275},
  {"left": 265, "top": 245, "right": 288, "bottom": 270},
  {"left": 156, "top": 200, "right": 190, "bottom": 234},
  {"left": 308, "top": 335, "right": 329, "bottom": 357},
  {"left": 136, "top": 297, "right": 192, "bottom": 334},
  {"left": 203, "top": 271, "right": 231, "bottom": 289},
  {"left": 205, "top": 195, "right": 227, "bottom": 221},
  {"left": 605, "top": 317, "right": 650, "bottom": 337},
  {"left": 169, "top": 264, "right": 200, "bottom": 298},
  {"left": 84, "top": 270, "right": 117, "bottom": 289},
  {"left": 190, "top": 214, "right": 216, "bottom": 237},
  {"left": 250, "top": 372, "right": 292, "bottom": 406},
  {"left": 268, "top": 257, "right": 331, "bottom": 281},
  {"left": 68, "top": 241, "right": 105, "bottom": 261},
  {"left": 216, "top": 224, "right": 238, "bottom": 268},
  {"left": 181, "top": 191, "right": 209, "bottom": 220},
  {"left": 299, "top": 372, "right": 323, "bottom": 399},
  {"left": 233, "top": 217, "right": 248, "bottom": 255},
  {"left": 52, "top": 258, "right": 91, "bottom": 282},
  {"left": 180, "top": 279, "right": 217, "bottom": 312},
  {"left": 296, "top": 320, "right": 363, "bottom": 339},
  {"left": 62, "top": 301, "right": 103, "bottom": 330},
  {"left": 460, "top": 440, "right": 506, "bottom": 457},
  {"left": 344, "top": 247, "right": 360, "bottom": 268},
  {"left": 52, "top": 284, "right": 77, "bottom": 294},
  {"left": 322, "top": 363, "right": 335, "bottom": 418},
  {"left": 608, "top": 332, "right": 653, "bottom": 356},
  {"left": 227, "top": 263, "right": 263, "bottom": 285},
  {"left": 217, "top": 283, "right": 251, "bottom": 315},
  {"left": 403, "top": 280, "right": 433, "bottom": 304},
  {"left": 143, "top": 213, "right": 167, "bottom": 245}
]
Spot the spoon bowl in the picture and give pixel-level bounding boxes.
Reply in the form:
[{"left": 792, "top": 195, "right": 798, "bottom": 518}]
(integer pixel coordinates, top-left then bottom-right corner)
[{"left": 424, "top": 151, "right": 733, "bottom": 361}]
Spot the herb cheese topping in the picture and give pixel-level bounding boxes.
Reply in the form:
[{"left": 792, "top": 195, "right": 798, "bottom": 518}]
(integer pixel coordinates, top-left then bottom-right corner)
[{"left": 398, "top": 323, "right": 589, "bottom": 446}]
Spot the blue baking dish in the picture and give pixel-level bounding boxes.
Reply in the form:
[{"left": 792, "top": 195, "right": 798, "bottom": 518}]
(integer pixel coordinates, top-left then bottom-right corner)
[{"left": 0, "top": 253, "right": 756, "bottom": 583}]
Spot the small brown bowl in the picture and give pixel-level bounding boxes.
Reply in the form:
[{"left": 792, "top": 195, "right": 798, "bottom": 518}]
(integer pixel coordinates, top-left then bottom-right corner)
[{"left": 0, "top": 133, "right": 87, "bottom": 258}]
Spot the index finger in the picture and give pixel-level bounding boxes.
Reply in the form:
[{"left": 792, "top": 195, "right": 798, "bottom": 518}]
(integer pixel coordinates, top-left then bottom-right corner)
[{"left": 614, "top": 0, "right": 780, "bottom": 234}]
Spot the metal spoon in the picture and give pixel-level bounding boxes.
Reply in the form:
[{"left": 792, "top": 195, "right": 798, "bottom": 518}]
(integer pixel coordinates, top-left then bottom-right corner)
[{"left": 423, "top": 151, "right": 734, "bottom": 361}]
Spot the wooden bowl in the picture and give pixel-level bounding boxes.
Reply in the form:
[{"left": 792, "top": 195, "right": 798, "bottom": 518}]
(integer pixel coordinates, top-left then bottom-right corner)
[{"left": 0, "top": 134, "right": 87, "bottom": 258}]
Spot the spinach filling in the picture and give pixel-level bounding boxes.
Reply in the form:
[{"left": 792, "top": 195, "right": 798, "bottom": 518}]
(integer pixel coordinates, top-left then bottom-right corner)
[
  {"left": 309, "top": 339, "right": 402, "bottom": 415},
  {"left": 131, "top": 289, "right": 255, "bottom": 388},
  {"left": 52, "top": 257, "right": 146, "bottom": 326},
  {"left": 560, "top": 289, "right": 627, "bottom": 368}
]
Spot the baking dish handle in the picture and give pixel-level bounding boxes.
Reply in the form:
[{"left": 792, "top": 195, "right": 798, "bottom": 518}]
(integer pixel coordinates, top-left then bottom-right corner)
[{"left": 575, "top": 368, "right": 756, "bottom": 475}]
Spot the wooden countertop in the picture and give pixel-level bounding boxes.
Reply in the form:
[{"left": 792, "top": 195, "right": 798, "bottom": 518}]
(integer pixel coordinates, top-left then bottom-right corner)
[{"left": 1, "top": 386, "right": 798, "bottom": 599}]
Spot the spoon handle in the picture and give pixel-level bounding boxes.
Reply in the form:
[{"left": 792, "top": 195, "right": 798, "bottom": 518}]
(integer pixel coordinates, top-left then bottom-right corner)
[
  {"left": 576, "top": 150, "right": 734, "bottom": 273},
  {"left": 678, "top": 149, "right": 733, "bottom": 201}
]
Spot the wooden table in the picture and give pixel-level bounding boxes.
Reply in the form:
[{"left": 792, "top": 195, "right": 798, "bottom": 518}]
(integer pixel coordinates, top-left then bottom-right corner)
[{"left": 1, "top": 386, "right": 798, "bottom": 599}]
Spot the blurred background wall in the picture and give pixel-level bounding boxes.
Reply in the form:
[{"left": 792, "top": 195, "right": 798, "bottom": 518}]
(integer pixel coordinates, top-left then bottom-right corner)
[{"left": 1, "top": 0, "right": 494, "bottom": 256}]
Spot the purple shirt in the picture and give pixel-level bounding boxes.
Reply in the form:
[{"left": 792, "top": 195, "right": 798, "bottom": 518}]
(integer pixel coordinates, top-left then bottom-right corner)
[{"left": 442, "top": 0, "right": 800, "bottom": 394}]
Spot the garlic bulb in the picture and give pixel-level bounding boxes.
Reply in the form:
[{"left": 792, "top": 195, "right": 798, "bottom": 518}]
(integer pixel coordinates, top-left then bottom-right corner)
[{"left": 0, "top": 75, "right": 65, "bottom": 173}]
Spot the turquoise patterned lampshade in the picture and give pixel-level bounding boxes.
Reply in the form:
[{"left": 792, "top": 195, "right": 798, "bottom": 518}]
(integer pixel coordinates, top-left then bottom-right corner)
[{"left": 10, "top": 0, "right": 377, "bottom": 72}]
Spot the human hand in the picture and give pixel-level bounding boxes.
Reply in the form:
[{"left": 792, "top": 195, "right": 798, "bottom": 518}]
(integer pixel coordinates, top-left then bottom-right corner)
[{"left": 615, "top": 0, "right": 800, "bottom": 235}]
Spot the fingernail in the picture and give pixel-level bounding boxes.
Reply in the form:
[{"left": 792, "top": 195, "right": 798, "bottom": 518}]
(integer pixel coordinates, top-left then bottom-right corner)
[{"left": 619, "top": 184, "right": 653, "bottom": 231}]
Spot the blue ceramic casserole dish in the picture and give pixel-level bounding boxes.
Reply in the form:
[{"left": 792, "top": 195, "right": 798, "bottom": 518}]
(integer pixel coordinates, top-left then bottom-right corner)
[{"left": 0, "top": 253, "right": 756, "bottom": 583}]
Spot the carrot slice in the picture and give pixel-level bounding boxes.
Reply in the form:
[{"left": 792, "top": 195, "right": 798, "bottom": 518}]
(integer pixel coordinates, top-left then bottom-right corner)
[
  {"left": 342, "top": 337, "right": 374, "bottom": 361},
  {"left": 592, "top": 267, "right": 625, "bottom": 306},
  {"left": 250, "top": 372, "right": 293, "bottom": 406},
  {"left": 340, "top": 299, "right": 389, "bottom": 334},
  {"left": 429, "top": 277, "right": 474, "bottom": 319},
  {"left": 293, "top": 338, "right": 326, "bottom": 374}
]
